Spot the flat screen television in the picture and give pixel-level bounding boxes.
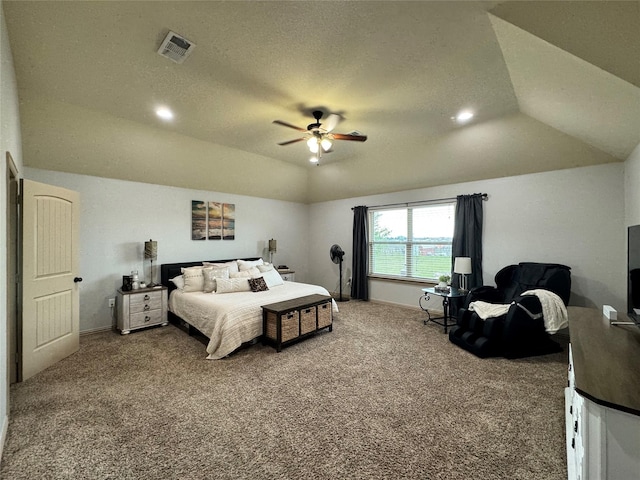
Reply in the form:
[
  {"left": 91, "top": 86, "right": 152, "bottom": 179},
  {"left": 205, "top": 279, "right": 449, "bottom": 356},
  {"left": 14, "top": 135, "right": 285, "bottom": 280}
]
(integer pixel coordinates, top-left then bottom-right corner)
[{"left": 628, "top": 224, "right": 640, "bottom": 323}]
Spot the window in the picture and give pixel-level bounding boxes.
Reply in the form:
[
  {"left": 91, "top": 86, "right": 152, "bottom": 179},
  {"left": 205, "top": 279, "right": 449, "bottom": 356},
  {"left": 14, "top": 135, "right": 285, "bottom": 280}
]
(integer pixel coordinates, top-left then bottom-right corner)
[{"left": 368, "top": 202, "right": 455, "bottom": 282}]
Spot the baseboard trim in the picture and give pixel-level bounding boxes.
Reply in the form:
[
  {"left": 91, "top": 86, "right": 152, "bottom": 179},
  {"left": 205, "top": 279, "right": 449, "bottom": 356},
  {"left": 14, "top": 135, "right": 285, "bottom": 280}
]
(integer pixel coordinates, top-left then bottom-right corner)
[
  {"left": 367, "top": 298, "right": 424, "bottom": 312},
  {"left": 0, "top": 414, "right": 8, "bottom": 461}
]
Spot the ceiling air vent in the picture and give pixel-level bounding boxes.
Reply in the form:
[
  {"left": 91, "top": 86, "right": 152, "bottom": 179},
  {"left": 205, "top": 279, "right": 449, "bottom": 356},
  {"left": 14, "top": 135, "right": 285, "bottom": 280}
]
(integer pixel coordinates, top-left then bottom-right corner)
[{"left": 157, "top": 31, "right": 195, "bottom": 64}]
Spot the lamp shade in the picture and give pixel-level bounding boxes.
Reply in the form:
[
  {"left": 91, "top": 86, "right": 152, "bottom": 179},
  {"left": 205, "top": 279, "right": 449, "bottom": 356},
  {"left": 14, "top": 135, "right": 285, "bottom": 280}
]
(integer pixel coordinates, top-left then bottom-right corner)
[
  {"left": 144, "top": 239, "right": 158, "bottom": 260},
  {"left": 268, "top": 239, "right": 277, "bottom": 253},
  {"left": 454, "top": 257, "right": 472, "bottom": 275}
]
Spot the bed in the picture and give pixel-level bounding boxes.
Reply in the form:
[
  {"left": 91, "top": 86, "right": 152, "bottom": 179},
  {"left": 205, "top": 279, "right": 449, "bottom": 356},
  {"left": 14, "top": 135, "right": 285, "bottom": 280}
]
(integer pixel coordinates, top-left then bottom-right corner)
[{"left": 160, "top": 258, "right": 338, "bottom": 359}]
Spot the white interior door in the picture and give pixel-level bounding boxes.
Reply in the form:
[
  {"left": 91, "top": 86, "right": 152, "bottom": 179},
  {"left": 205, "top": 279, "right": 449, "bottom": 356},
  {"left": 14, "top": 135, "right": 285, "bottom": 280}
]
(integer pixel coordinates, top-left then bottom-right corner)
[{"left": 21, "top": 179, "right": 80, "bottom": 381}]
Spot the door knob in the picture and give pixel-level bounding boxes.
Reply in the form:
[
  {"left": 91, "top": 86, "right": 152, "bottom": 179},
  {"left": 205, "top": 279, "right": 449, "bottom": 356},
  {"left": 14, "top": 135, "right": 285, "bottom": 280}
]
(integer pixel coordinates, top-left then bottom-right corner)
[{"left": 73, "top": 277, "right": 83, "bottom": 283}]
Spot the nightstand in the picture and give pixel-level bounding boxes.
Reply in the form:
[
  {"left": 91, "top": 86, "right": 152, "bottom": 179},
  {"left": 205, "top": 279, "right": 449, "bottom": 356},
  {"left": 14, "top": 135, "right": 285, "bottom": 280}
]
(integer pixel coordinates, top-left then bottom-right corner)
[
  {"left": 116, "top": 286, "right": 168, "bottom": 334},
  {"left": 277, "top": 269, "right": 295, "bottom": 282}
]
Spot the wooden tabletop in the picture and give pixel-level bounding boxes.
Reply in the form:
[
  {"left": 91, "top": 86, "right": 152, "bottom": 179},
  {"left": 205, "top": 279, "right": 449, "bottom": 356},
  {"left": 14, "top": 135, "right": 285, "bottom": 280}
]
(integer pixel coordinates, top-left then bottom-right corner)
[
  {"left": 568, "top": 306, "right": 640, "bottom": 416},
  {"left": 261, "top": 294, "right": 332, "bottom": 313}
]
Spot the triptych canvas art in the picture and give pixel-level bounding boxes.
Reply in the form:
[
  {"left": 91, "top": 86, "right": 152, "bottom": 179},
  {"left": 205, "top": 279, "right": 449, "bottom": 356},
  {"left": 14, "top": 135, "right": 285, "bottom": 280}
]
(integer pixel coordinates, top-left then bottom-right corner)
[{"left": 191, "top": 200, "right": 235, "bottom": 240}]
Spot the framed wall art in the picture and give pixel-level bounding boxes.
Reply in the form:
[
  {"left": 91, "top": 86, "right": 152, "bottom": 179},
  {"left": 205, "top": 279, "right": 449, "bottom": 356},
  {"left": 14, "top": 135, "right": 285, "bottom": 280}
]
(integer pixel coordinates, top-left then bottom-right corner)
[
  {"left": 191, "top": 200, "right": 236, "bottom": 240},
  {"left": 191, "top": 200, "right": 206, "bottom": 240}
]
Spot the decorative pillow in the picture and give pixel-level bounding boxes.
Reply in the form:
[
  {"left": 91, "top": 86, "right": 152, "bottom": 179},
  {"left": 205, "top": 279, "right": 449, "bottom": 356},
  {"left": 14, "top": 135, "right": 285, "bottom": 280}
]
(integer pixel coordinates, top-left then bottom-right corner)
[
  {"left": 261, "top": 268, "right": 284, "bottom": 288},
  {"left": 169, "top": 275, "right": 185, "bottom": 290},
  {"left": 257, "top": 264, "right": 274, "bottom": 273},
  {"left": 203, "top": 260, "right": 239, "bottom": 274},
  {"left": 181, "top": 266, "right": 205, "bottom": 292},
  {"left": 230, "top": 267, "right": 261, "bottom": 278},
  {"left": 248, "top": 276, "right": 269, "bottom": 292},
  {"left": 215, "top": 277, "right": 251, "bottom": 294},
  {"left": 237, "top": 258, "right": 264, "bottom": 271},
  {"left": 203, "top": 267, "right": 230, "bottom": 293},
  {"left": 230, "top": 270, "right": 251, "bottom": 278}
]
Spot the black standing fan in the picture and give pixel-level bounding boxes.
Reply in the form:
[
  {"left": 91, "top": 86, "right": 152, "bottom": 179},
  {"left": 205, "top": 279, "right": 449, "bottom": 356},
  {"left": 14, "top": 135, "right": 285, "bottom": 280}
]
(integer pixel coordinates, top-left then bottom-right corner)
[{"left": 330, "top": 244, "right": 349, "bottom": 302}]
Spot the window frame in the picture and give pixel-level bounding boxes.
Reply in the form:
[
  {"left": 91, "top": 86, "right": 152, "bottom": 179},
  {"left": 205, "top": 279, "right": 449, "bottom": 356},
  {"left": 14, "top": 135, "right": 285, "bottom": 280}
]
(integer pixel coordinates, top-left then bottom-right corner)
[{"left": 367, "top": 201, "right": 456, "bottom": 283}]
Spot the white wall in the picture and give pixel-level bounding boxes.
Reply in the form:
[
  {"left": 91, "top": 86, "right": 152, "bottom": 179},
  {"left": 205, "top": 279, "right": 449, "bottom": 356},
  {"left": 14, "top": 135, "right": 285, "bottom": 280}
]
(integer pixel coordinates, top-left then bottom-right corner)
[
  {"left": 308, "top": 163, "right": 626, "bottom": 313},
  {"left": 0, "top": 0, "right": 23, "bottom": 458},
  {"left": 625, "top": 143, "right": 640, "bottom": 227},
  {"left": 25, "top": 168, "right": 311, "bottom": 333}
]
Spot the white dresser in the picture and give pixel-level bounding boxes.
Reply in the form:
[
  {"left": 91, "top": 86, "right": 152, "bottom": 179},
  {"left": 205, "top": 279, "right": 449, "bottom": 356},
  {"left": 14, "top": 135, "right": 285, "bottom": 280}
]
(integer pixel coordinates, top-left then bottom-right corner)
[{"left": 565, "top": 307, "right": 640, "bottom": 480}]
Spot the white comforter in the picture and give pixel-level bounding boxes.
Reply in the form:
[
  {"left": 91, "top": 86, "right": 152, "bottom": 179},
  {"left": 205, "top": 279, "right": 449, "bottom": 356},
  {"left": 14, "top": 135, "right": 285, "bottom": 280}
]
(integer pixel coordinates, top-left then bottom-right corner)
[{"left": 169, "top": 281, "right": 338, "bottom": 359}]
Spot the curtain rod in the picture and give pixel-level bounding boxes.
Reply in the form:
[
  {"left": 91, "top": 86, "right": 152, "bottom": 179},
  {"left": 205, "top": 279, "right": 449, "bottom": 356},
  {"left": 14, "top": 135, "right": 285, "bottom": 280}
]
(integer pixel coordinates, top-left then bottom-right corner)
[{"left": 352, "top": 193, "right": 488, "bottom": 210}]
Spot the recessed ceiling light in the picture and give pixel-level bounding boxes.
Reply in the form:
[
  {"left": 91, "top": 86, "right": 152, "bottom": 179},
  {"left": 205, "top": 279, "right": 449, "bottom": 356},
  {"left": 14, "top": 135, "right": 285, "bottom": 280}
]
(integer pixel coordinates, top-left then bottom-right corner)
[
  {"left": 155, "top": 107, "right": 174, "bottom": 121},
  {"left": 455, "top": 110, "right": 474, "bottom": 123}
]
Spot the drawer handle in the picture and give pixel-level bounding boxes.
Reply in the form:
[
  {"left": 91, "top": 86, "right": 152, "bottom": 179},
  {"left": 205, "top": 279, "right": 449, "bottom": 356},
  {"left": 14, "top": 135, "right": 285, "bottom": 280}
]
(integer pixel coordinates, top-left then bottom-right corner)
[
  {"left": 569, "top": 406, "right": 573, "bottom": 415},
  {"left": 571, "top": 438, "right": 575, "bottom": 449},
  {"left": 287, "top": 313, "right": 294, "bottom": 319},
  {"left": 144, "top": 305, "right": 151, "bottom": 311},
  {"left": 574, "top": 420, "right": 578, "bottom": 433},
  {"left": 144, "top": 316, "right": 151, "bottom": 322},
  {"left": 144, "top": 295, "right": 151, "bottom": 301},
  {"left": 305, "top": 308, "right": 311, "bottom": 313}
]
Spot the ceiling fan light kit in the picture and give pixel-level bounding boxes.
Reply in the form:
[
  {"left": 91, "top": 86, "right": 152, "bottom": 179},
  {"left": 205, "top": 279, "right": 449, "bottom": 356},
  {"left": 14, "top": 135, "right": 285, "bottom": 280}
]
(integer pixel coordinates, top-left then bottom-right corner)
[{"left": 273, "top": 110, "right": 367, "bottom": 164}]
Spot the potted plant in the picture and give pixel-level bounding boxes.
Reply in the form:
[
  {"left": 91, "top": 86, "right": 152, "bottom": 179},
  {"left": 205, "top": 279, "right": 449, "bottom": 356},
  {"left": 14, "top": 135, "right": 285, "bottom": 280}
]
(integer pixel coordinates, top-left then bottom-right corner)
[{"left": 438, "top": 274, "right": 451, "bottom": 289}]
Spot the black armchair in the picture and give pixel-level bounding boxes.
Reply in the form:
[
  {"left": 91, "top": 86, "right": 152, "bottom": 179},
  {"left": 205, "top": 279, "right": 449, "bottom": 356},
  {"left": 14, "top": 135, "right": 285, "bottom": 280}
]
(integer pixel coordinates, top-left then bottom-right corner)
[{"left": 448, "top": 262, "right": 571, "bottom": 358}]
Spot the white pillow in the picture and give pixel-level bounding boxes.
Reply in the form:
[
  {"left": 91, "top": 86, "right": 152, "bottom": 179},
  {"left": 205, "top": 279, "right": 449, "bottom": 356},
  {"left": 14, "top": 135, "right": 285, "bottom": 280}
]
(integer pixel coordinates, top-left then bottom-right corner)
[
  {"left": 203, "top": 260, "right": 239, "bottom": 274},
  {"left": 181, "top": 266, "right": 205, "bottom": 292},
  {"left": 237, "top": 258, "right": 264, "bottom": 271},
  {"left": 261, "top": 268, "right": 284, "bottom": 288},
  {"left": 169, "top": 275, "right": 185, "bottom": 290},
  {"left": 203, "top": 267, "right": 230, "bottom": 293},
  {"left": 215, "top": 277, "right": 251, "bottom": 293},
  {"left": 230, "top": 270, "right": 251, "bottom": 278},
  {"left": 257, "top": 264, "right": 274, "bottom": 273},
  {"left": 230, "top": 267, "right": 261, "bottom": 278}
]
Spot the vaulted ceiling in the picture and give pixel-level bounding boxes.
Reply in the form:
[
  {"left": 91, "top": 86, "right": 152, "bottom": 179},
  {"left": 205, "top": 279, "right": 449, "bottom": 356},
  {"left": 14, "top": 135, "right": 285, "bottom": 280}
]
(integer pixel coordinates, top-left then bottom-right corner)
[{"left": 3, "top": 1, "right": 639, "bottom": 203}]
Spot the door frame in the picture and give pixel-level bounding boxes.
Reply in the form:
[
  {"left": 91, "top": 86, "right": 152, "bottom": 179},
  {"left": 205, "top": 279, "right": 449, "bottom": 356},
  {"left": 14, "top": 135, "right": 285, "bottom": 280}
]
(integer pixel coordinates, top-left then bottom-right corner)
[{"left": 6, "top": 152, "right": 20, "bottom": 387}]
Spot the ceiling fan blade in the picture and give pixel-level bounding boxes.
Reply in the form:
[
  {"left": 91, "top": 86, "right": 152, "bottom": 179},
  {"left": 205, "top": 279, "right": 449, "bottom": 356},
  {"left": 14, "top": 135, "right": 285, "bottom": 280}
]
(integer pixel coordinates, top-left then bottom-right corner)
[
  {"left": 273, "top": 120, "right": 307, "bottom": 132},
  {"left": 323, "top": 114, "right": 340, "bottom": 133},
  {"left": 277, "top": 138, "right": 306, "bottom": 146},
  {"left": 332, "top": 133, "right": 368, "bottom": 142}
]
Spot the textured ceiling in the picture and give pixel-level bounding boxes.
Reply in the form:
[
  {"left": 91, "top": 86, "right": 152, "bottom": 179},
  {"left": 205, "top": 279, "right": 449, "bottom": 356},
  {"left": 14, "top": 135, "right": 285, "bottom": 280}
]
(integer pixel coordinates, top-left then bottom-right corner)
[{"left": 3, "top": 1, "right": 639, "bottom": 203}]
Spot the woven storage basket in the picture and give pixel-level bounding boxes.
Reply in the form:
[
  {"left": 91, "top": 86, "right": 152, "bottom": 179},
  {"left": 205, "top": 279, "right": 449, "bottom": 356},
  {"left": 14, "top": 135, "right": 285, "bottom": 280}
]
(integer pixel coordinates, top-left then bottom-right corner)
[
  {"left": 317, "top": 302, "right": 332, "bottom": 329},
  {"left": 266, "top": 310, "right": 300, "bottom": 342},
  {"left": 300, "top": 306, "right": 316, "bottom": 335}
]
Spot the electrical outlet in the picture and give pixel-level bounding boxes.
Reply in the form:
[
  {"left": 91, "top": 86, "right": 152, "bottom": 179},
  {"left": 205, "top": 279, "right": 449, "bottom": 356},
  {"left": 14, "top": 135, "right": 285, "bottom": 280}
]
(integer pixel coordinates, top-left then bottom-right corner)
[{"left": 108, "top": 298, "right": 115, "bottom": 308}]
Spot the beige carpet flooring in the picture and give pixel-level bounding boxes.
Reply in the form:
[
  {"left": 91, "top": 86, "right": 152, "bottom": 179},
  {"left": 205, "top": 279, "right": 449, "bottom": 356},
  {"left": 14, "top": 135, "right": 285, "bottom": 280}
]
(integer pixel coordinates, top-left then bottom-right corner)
[{"left": 0, "top": 300, "right": 569, "bottom": 479}]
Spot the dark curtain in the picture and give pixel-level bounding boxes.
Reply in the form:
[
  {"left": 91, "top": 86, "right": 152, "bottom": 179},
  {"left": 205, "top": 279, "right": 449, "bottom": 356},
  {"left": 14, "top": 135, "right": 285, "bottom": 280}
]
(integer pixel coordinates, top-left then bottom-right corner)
[
  {"left": 351, "top": 206, "right": 369, "bottom": 300},
  {"left": 451, "top": 194, "right": 484, "bottom": 313}
]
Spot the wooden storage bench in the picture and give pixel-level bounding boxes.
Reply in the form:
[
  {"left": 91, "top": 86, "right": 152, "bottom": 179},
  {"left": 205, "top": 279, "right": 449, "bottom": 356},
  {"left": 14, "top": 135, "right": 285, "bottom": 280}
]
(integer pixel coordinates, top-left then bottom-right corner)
[{"left": 262, "top": 294, "right": 333, "bottom": 352}]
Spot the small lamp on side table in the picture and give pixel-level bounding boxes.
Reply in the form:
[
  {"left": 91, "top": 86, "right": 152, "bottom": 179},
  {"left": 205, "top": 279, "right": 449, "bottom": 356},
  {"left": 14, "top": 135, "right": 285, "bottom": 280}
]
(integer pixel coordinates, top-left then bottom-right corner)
[
  {"left": 454, "top": 257, "right": 472, "bottom": 293},
  {"left": 268, "top": 238, "right": 277, "bottom": 264},
  {"left": 145, "top": 239, "right": 158, "bottom": 287}
]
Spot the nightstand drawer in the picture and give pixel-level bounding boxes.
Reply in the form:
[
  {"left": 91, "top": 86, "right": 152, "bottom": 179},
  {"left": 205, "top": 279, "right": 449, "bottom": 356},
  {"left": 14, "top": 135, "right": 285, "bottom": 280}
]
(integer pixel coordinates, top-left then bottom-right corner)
[
  {"left": 129, "top": 292, "right": 163, "bottom": 313},
  {"left": 130, "top": 309, "right": 163, "bottom": 329}
]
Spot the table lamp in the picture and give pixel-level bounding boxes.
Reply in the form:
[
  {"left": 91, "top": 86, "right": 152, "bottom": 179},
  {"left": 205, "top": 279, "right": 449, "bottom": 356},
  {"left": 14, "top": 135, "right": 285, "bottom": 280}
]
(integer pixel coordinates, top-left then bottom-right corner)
[
  {"left": 268, "top": 238, "right": 277, "bottom": 264},
  {"left": 454, "top": 257, "right": 472, "bottom": 292},
  {"left": 145, "top": 239, "right": 158, "bottom": 287}
]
